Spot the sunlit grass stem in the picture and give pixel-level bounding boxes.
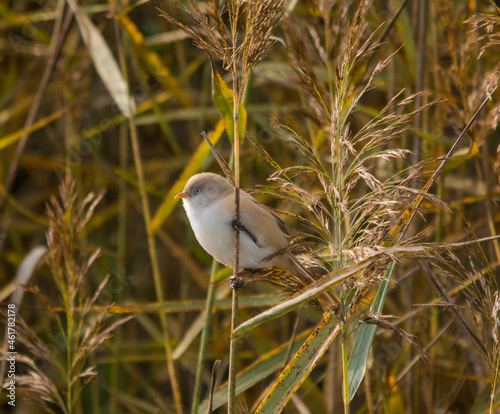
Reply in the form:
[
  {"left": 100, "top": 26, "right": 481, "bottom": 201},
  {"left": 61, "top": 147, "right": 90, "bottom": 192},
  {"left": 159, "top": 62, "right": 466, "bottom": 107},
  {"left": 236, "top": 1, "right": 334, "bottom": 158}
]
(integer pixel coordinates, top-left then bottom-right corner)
[
  {"left": 228, "top": 45, "right": 241, "bottom": 414},
  {"left": 191, "top": 260, "right": 218, "bottom": 413},
  {"left": 110, "top": 2, "right": 183, "bottom": 411},
  {"left": 342, "top": 324, "right": 350, "bottom": 414}
]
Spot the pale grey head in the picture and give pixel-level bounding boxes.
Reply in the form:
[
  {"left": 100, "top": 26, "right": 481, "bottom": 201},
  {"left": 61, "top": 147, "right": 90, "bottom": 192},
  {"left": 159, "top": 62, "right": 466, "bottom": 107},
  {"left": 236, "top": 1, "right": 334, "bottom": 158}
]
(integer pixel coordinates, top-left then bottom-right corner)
[{"left": 175, "top": 172, "right": 233, "bottom": 209}]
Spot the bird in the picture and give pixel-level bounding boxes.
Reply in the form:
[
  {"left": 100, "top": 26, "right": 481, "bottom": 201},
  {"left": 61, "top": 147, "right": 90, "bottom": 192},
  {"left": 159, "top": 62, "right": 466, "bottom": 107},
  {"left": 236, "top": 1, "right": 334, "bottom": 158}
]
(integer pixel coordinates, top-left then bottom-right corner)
[{"left": 175, "top": 172, "right": 336, "bottom": 310}]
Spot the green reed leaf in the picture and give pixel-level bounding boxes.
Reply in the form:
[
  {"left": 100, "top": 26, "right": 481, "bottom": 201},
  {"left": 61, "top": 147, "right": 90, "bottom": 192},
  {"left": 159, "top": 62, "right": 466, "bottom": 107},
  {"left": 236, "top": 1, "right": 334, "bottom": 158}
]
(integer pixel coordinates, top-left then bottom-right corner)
[
  {"left": 347, "top": 261, "right": 395, "bottom": 401},
  {"left": 211, "top": 64, "right": 247, "bottom": 143}
]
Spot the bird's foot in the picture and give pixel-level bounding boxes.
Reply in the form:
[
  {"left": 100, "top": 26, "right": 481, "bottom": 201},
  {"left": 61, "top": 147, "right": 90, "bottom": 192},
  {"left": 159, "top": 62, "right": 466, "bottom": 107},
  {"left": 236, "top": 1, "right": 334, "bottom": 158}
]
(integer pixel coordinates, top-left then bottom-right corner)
[
  {"left": 229, "top": 275, "right": 245, "bottom": 289},
  {"left": 231, "top": 219, "right": 258, "bottom": 244},
  {"left": 231, "top": 219, "right": 245, "bottom": 233}
]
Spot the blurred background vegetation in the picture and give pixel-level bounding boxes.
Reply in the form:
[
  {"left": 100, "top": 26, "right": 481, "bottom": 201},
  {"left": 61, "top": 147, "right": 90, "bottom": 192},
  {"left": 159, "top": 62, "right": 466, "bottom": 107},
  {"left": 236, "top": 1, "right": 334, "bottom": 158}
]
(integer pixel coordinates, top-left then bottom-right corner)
[{"left": 1, "top": 0, "right": 500, "bottom": 413}]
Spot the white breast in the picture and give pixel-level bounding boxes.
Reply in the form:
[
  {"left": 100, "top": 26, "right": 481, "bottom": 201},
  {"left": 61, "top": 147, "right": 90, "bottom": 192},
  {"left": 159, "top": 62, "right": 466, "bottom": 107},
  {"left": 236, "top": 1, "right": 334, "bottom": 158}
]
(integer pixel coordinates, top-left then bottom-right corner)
[
  {"left": 184, "top": 197, "right": 234, "bottom": 267},
  {"left": 183, "top": 196, "right": 279, "bottom": 270}
]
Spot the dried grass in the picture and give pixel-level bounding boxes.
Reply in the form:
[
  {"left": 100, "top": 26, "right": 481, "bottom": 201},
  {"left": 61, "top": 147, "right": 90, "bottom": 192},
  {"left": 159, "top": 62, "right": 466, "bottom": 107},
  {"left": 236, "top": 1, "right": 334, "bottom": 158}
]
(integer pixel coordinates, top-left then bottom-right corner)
[{"left": 1, "top": 0, "right": 500, "bottom": 412}]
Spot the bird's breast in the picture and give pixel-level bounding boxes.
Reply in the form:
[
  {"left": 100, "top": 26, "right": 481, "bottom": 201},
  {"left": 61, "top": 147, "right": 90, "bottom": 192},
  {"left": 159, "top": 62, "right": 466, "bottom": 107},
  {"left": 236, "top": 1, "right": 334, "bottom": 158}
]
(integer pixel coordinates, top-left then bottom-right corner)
[
  {"left": 184, "top": 200, "right": 234, "bottom": 267},
  {"left": 184, "top": 197, "right": 285, "bottom": 270}
]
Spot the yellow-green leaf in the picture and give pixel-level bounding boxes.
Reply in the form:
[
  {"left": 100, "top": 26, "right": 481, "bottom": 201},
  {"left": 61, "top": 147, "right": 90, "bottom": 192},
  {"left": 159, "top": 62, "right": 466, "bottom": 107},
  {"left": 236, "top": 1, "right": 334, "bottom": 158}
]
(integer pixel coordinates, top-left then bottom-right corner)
[
  {"left": 255, "top": 313, "right": 340, "bottom": 412},
  {"left": 0, "top": 107, "right": 67, "bottom": 151},
  {"left": 119, "top": 14, "right": 192, "bottom": 108},
  {"left": 212, "top": 68, "right": 247, "bottom": 143}
]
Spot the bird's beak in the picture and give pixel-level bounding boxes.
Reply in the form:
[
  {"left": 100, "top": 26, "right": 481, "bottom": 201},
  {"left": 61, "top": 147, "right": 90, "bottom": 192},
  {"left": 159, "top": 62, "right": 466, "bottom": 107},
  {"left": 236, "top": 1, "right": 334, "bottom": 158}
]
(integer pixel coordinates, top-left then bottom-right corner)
[{"left": 175, "top": 191, "right": 189, "bottom": 199}]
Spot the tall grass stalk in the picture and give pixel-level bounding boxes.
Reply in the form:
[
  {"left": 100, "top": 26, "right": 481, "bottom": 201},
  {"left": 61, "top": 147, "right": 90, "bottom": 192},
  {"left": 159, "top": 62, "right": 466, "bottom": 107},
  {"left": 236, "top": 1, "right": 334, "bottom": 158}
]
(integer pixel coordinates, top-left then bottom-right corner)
[
  {"left": 228, "top": 6, "right": 242, "bottom": 412},
  {"left": 341, "top": 325, "right": 350, "bottom": 414},
  {"left": 110, "top": 1, "right": 183, "bottom": 410},
  {"left": 228, "top": 1, "right": 248, "bottom": 408},
  {"left": 109, "top": 3, "right": 130, "bottom": 413},
  {"left": 191, "top": 260, "right": 218, "bottom": 412}
]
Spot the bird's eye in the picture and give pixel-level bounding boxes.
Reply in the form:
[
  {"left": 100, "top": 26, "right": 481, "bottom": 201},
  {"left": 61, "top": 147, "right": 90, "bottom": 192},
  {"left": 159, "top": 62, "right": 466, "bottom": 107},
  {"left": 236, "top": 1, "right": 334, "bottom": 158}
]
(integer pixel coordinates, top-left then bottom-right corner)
[{"left": 194, "top": 188, "right": 201, "bottom": 194}]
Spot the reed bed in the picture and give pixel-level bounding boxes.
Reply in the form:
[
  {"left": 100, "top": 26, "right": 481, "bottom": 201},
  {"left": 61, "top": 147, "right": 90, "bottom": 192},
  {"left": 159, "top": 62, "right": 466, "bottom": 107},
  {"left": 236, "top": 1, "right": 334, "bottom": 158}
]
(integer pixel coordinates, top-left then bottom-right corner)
[{"left": 1, "top": 1, "right": 500, "bottom": 413}]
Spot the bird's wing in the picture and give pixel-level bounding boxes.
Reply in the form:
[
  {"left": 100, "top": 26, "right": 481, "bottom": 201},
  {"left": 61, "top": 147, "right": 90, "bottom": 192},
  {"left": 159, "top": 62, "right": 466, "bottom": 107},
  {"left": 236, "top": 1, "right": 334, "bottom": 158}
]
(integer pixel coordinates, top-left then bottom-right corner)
[
  {"left": 238, "top": 191, "right": 289, "bottom": 250},
  {"left": 244, "top": 192, "right": 290, "bottom": 234},
  {"left": 268, "top": 208, "right": 290, "bottom": 235}
]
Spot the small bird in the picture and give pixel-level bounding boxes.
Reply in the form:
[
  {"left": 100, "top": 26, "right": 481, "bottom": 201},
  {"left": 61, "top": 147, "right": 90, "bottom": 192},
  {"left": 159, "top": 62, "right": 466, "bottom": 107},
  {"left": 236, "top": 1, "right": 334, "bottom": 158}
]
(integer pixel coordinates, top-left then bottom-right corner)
[{"left": 175, "top": 172, "right": 336, "bottom": 309}]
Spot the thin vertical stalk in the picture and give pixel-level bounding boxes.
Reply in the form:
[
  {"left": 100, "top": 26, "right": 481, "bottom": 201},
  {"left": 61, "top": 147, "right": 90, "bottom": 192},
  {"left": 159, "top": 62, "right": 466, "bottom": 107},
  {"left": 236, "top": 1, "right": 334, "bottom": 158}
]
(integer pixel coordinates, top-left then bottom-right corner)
[
  {"left": 191, "top": 260, "right": 218, "bottom": 413},
  {"left": 342, "top": 326, "right": 350, "bottom": 414},
  {"left": 109, "top": 3, "right": 183, "bottom": 412},
  {"left": 490, "top": 352, "right": 500, "bottom": 414},
  {"left": 65, "top": 292, "right": 74, "bottom": 414},
  {"left": 228, "top": 284, "right": 239, "bottom": 413},
  {"left": 409, "top": 2, "right": 427, "bottom": 410},
  {"left": 228, "top": 57, "right": 241, "bottom": 414},
  {"left": 325, "top": 344, "right": 335, "bottom": 413},
  {"left": 90, "top": 353, "right": 101, "bottom": 414},
  {"left": 110, "top": 9, "right": 130, "bottom": 412},
  {"left": 109, "top": 123, "right": 128, "bottom": 414},
  {"left": 227, "top": 2, "right": 243, "bottom": 409},
  {"left": 411, "top": 0, "right": 428, "bottom": 166},
  {"left": 365, "top": 349, "right": 374, "bottom": 414}
]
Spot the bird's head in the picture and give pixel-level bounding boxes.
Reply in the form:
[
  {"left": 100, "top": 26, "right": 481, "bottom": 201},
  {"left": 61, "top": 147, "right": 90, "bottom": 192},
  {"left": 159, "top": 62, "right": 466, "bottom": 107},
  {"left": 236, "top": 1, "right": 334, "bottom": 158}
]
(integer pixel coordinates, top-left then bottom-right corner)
[{"left": 175, "top": 173, "right": 232, "bottom": 210}]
